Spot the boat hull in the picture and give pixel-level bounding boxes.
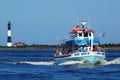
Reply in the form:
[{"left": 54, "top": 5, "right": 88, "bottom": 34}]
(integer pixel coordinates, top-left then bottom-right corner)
[{"left": 54, "top": 52, "right": 105, "bottom": 65}]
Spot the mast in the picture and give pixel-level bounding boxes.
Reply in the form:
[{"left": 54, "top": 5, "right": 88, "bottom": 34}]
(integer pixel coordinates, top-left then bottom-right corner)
[
  {"left": 77, "top": 16, "right": 79, "bottom": 25},
  {"left": 81, "top": 20, "right": 93, "bottom": 51},
  {"left": 81, "top": 20, "right": 86, "bottom": 31}
]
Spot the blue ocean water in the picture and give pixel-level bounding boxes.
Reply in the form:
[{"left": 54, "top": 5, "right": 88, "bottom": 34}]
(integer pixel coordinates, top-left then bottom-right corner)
[{"left": 0, "top": 50, "right": 120, "bottom": 80}]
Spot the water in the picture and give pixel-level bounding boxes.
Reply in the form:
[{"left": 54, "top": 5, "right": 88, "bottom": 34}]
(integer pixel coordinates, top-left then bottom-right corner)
[{"left": 0, "top": 50, "right": 120, "bottom": 80}]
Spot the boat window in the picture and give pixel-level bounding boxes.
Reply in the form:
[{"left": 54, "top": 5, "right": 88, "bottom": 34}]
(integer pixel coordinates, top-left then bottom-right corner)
[
  {"left": 89, "top": 33, "right": 91, "bottom": 37},
  {"left": 84, "top": 33, "right": 88, "bottom": 37},
  {"left": 75, "top": 33, "right": 77, "bottom": 37},
  {"left": 79, "top": 33, "right": 82, "bottom": 37},
  {"left": 71, "top": 33, "right": 77, "bottom": 38}
]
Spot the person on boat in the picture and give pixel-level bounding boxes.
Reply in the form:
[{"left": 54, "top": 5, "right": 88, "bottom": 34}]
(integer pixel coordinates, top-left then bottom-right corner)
[
  {"left": 63, "top": 47, "right": 68, "bottom": 54},
  {"left": 79, "top": 46, "right": 83, "bottom": 52},
  {"left": 59, "top": 50, "right": 62, "bottom": 55},
  {"left": 87, "top": 46, "right": 91, "bottom": 52},
  {"left": 75, "top": 45, "right": 79, "bottom": 52},
  {"left": 84, "top": 46, "right": 87, "bottom": 52},
  {"left": 56, "top": 49, "right": 59, "bottom": 55},
  {"left": 93, "top": 45, "right": 98, "bottom": 51},
  {"left": 68, "top": 46, "right": 72, "bottom": 53},
  {"left": 98, "top": 46, "right": 100, "bottom": 52},
  {"left": 99, "top": 46, "right": 103, "bottom": 51}
]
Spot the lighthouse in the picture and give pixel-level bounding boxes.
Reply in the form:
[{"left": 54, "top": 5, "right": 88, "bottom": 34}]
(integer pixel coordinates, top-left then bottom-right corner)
[{"left": 7, "top": 21, "right": 12, "bottom": 47}]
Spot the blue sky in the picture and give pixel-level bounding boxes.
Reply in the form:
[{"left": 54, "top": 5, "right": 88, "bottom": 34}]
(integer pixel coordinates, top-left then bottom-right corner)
[{"left": 0, "top": 0, "right": 120, "bottom": 45}]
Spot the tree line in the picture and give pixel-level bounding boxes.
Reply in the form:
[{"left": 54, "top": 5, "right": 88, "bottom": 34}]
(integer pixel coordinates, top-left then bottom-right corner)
[
  {"left": 0, "top": 43, "right": 120, "bottom": 50},
  {"left": 100, "top": 43, "right": 120, "bottom": 47}
]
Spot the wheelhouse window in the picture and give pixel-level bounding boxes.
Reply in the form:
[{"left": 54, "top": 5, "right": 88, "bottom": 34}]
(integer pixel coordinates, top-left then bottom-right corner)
[
  {"left": 84, "top": 33, "right": 88, "bottom": 37},
  {"left": 75, "top": 33, "right": 77, "bottom": 37},
  {"left": 89, "top": 33, "right": 91, "bottom": 37},
  {"left": 71, "top": 33, "right": 77, "bottom": 38},
  {"left": 79, "top": 33, "right": 82, "bottom": 37}
]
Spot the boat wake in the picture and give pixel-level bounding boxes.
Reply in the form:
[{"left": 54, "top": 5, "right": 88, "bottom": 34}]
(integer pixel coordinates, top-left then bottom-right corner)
[
  {"left": 15, "top": 61, "right": 54, "bottom": 66},
  {"left": 58, "top": 61, "right": 85, "bottom": 66},
  {"left": 14, "top": 58, "right": 120, "bottom": 66},
  {"left": 103, "top": 58, "right": 120, "bottom": 65},
  {"left": 58, "top": 57, "right": 120, "bottom": 66}
]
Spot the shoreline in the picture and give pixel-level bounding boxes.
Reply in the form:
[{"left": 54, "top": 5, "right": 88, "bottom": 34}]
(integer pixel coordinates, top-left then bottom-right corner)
[
  {"left": 104, "top": 47, "right": 120, "bottom": 50},
  {"left": 0, "top": 47, "right": 120, "bottom": 51}
]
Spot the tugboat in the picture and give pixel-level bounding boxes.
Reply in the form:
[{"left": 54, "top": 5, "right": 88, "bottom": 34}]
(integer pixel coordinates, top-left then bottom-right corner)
[{"left": 54, "top": 20, "right": 105, "bottom": 65}]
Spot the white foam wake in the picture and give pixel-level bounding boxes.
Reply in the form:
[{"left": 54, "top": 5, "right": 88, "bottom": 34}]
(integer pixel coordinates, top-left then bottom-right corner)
[
  {"left": 104, "top": 58, "right": 120, "bottom": 65},
  {"left": 58, "top": 58, "right": 120, "bottom": 66},
  {"left": 18, "top": 61, "right": 54, "bottom": 65},
  {"left": 14, "top": 58, "right": 120, "bottom": 66},
  {"left": 58, "top": 61, "right": 84, "bottom": 65}
]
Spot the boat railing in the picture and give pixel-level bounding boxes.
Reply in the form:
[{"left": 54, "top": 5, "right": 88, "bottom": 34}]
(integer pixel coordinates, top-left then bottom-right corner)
[
  {"left": 55, "top": 50, "right": 105, "bottom": 57},
  {"left": 73, "top": 51, "right": 105, "bottom": 56}
]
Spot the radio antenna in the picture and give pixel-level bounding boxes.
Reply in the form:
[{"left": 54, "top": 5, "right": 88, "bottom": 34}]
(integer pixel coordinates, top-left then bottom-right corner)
[{"left": 77, "top": 16, "right": 79, "bottom": 25}]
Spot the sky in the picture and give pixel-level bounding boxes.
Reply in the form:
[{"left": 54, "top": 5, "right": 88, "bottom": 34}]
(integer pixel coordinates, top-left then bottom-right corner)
[{"left": 0, "top": 0, "right": 120, "bottom": 45}]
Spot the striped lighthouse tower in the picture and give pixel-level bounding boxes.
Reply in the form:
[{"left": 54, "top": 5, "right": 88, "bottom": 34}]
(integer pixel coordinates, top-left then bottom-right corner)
[{"left": 7, "top": 21, "right": 12, "bottom": 47}]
